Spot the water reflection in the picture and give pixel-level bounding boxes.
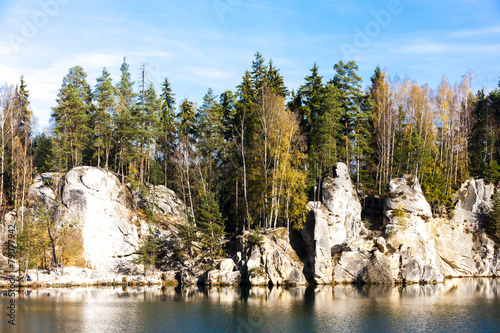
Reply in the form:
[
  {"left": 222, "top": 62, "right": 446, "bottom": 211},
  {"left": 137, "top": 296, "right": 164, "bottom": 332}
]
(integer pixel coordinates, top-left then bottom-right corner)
[{"left": 1, "top": 278, "right": 499, "bottom": 332}]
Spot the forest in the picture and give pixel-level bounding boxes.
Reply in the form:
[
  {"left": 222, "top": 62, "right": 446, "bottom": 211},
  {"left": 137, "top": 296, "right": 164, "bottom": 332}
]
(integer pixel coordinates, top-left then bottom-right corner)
[{"left": 1, "top": 52, "right": 500, "bottom": 241}]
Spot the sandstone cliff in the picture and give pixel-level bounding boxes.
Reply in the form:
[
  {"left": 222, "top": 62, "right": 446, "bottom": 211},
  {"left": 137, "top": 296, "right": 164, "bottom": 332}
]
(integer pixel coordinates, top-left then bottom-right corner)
[
  {"left": 1, "top": 165, "right": 498, "bottom": 287},
  {"left": 302, "top": 163, "right": 499, "bottom": 285},
  {"left": 0, "top": 167, "right": 186, "bottom": 284}
]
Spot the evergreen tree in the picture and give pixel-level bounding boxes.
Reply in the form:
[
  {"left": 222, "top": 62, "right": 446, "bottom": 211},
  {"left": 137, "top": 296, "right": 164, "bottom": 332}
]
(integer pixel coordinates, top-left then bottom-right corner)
[
  {"left": 33, "top": 132, "right": 55, "bottom": 173},
  {"left": 114, "top": 57, "right": 137, "bottom": 181},
  {"left": 157, "top": 77, "right": 177, "bottom": 187},
  {"left": 94, "top": 67, "right": 115, "bottom": 169},
  {"left": 133, "top": 226, "right": 161, "bottom": 276},
  {"left": 196, "top": 88, "right": 226, "bottom": 193},
  {"left": 51, "top": 66, "right": 92, "bottom": 170},
  {"left": 331, "top": 60, "right": 372, "bottom": 188},
  {"left": 266, "top": 59, "right": 288, "bottom": 98},
  {"left": 175, "top": 99, "right": 197, "bottom": 224},
  {"left": 250, "top": 51, "right": 267, "bottom": 99},
  {"left": 220, "top": 90, "right": 237, "bottom": 141},
  {"left": 196, "top": 190, "right": 226, "bottom": 258},
  {"left": 469, "top": 89, "right": 499, "bottom": 181},
  {"left": 140, "top": 82, "right": 161, "bottom": 183},
  {"left": 297, "top": 63, "right": 324, "bottom": 141}
]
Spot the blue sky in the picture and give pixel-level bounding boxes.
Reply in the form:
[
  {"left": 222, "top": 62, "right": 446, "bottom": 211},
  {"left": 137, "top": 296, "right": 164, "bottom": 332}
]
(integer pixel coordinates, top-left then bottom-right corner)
[{"left": 1, "top": 0, "right": 499, "bottom": 131}]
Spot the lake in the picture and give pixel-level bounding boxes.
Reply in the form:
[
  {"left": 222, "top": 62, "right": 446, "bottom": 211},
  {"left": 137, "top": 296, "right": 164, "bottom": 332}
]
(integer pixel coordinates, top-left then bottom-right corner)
[{"left": 1, "top": 278, "right": 499, "bottom": 332}]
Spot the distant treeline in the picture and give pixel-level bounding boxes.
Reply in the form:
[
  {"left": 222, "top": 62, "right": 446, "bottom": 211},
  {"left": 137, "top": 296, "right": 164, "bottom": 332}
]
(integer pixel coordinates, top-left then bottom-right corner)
[{"left": 1, "top": 52, "right": 500, "bottom": 233}]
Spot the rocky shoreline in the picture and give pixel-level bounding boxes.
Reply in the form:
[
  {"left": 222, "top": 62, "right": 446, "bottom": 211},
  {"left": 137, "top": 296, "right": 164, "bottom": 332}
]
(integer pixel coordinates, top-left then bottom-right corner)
[{"left": 1, "top": 165, "right": 499, "bottom": 288}]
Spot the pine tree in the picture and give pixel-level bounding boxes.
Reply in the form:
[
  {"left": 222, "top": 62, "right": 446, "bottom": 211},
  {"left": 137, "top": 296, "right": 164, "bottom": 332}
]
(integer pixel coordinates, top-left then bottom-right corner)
[
  {"left": 133, "top": 226, "right": 161, "bottom": 276},
  {"left": 251, "top": 51, "right": 267, "bottom": 99},
  {"left": 266, "top": 59, "right": 288, "bottom": 98},
  {"left": 33, "top": 132, "right": 55, "bottom": 173},
  {"left": 51, "top": 66, "right": 92, "bottom": 170},
  {"left": 331, "top": 60, "right": 372, "bottom": 189},
  {"left": 297, "top": 63, "right": 324, "bottom": 141},
  {"left": 114, "top": 57, "right": 137, "bottom": 181},
  {"left": 175, "top": 99, "right": 197, "bottom": 224},
  {"left": 94, "top": 67, "right": 115, "bottom": 169},
  {"left": 196, "top": 190, "right": 226, "bottom": 258},
  {"left": 196, "top": 88, "right": 226, "bottom": 192},
  {"left": 158, "top": 77, "right": 176, "bottom": 187},
  {"left": 141, "top": 82, "right": 161, "bottom": 183}
]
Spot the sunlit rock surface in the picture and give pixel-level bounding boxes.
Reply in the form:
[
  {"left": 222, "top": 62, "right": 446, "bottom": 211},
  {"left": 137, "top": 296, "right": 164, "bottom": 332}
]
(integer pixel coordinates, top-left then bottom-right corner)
[
  {"left": 1, "top": 165, "right": 498, "bottom": 287},
  {"left": 25, "top": 166, "right": 185, "bottom": 277},
  {"left": 301, "top": 163, "right": 365, "bottom": 284},
  {"left": 304, "top": 166, "right": 497, "bottom": 285}
]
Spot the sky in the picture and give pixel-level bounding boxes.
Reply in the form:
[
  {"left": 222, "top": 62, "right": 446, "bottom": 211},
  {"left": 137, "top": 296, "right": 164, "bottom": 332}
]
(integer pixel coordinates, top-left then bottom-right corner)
[{"left": 0, "top": 0, "right": 499, "bottom": 131}]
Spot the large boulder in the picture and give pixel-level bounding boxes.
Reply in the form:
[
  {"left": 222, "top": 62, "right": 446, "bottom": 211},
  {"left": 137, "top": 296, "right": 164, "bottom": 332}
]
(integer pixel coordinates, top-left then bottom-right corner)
[
  {"left": 302, "top": 163, "right": 364, "bottom": 284},
  {"left": 385, "top": 174, "right": 432, "bottom": 220},
  {"left": 240, "top": 229, "right": 307, "bottom": 286},
  {"left": 434, "top": 179, "right": 497, "bottom": 277},
  {"left": 24, "top": 166, "right": 186, "bottom": 275},
  {"left": 383, "top": 174, "right": 443, "bottom": 283},
  {"left": 451, "top": 179, "right": 494, "bottom": 226},
  {"left": 132, "top": 183, "right": 186, "bottom": 222}
]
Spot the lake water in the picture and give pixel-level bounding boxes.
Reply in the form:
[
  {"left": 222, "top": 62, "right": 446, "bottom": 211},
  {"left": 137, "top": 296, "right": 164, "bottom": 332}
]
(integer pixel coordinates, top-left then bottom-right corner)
[{"left": 1, "top": 278, "right": 499, "bottom": 332}]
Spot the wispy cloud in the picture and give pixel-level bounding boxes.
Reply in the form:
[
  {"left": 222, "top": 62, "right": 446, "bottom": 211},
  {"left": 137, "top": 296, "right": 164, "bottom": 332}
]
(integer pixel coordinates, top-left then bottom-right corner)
[
  {"left": 184, "top": 66, "right": 236, "bottom": 80},
  {"left": 450, "top": 26, "right": 500, "bottom": 37},
  {"left": 239, "top": 4, "right": 294, "bottom": 13}
]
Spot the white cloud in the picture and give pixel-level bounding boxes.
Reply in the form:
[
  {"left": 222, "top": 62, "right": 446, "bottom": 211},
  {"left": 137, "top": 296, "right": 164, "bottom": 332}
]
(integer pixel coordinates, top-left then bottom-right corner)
[
  {"left": 450, "top": 26, "right": 500, "bottom": 38},
  {"left": 184, "top": 66, "right": 235, "bottom": 80}
]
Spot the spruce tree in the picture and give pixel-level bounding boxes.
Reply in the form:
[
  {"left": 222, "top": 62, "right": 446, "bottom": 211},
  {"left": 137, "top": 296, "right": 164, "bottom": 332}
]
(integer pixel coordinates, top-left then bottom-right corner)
[
  {"left": 52, "top": 67, "right": 92, "bottom": 170},
  {"left": 94, "top": 67, "right": 115, "bottom": 169},
  {"left": 114, "top": 57, "right": 137, "bottom": 181},
  {"left": 196, "top": 191, "right": 226, "bottom": 258},
  {"left": 196, "top": 88, "right": 226, "bottom": 192},
  {"left": 158, "top": 77, "right": 176, "bottom": 187},
  {"left": 331, "top": 60, "right": 373, "bottom": 189}
]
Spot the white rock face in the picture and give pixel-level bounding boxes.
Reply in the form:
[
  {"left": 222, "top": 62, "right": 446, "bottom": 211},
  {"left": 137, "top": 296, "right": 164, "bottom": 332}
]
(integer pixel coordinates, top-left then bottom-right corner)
[
  {"left": 58, "top": 167, "right": 138, "bottom": 273},
  {"left": 134, "top": 183, "right": 185, "bottom": 220},
  {"left": 383, "top": 174, "right": 443, "bottom": 283},
  {"left": 385, "top": 175, "right": 432, "bottom": 219},
  {"left": 302, "top": 163, "right": 364, "bottom": 284},
  {"left": 241, "top": 229, "right": 307, "bottom": 286},
  {"left": 26, "top": 166, "right": 185, "bottom": 276},
  {"left": 383, "top": 176, "right": 498, "bottom": 282},
  {"left": 435, "top": 179, "right": 497, "bottom": 277},
  {"left": 451, "top": 179, "right": 495, "bottom": 226}
]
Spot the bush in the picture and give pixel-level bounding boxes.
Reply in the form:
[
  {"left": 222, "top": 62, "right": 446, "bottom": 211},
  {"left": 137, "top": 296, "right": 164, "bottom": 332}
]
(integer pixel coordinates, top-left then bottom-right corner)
[
  {"left": 247, "top": 230, "right": 263, "bottom": 247},
  {"left": 483, "top": 191, "right": 500, "bottom": 241}
]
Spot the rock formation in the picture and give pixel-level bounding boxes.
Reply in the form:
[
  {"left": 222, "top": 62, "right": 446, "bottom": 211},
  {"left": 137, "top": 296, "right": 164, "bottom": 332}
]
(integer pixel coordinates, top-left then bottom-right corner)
[
  {"left": 302, "top": 164, "right": 498, "bottom": 285},
  {"left": 1, "top": 165, "right": 498, "bottom": 287},
  {"left": 435, "top": 179, "right": 497, "bottom": 277},
  {"left": 24, "top": 167, "right": 185, "bottom": 277},
  {"left": 301, "top": 163, "right": 367, "bottom": 284},
  {"left": 383, "top": 174, "right": 444, "bottom": 283}
]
